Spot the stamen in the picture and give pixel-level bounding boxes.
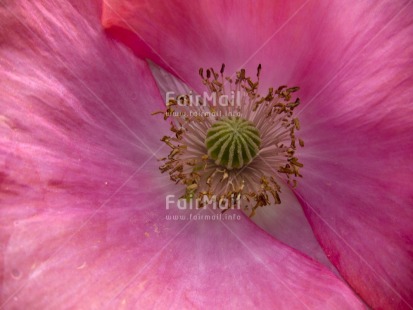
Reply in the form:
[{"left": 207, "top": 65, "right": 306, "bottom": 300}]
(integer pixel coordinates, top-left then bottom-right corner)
[{"left": 155, "top": 65, "right": 303, "bottom": 216}]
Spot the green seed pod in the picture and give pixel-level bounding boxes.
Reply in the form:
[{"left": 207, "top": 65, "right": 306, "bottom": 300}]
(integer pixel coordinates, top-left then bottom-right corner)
[{"left": 205, "top": 117, "right": 261, "bottom": 169}]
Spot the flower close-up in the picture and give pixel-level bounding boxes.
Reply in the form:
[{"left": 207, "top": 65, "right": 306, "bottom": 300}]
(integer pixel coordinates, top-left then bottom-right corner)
[{"left": 1, "top": 1, "right": 412, "bottom": 309}]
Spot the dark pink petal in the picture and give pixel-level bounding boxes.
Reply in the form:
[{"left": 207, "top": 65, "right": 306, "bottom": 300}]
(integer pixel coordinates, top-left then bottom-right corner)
[
  {"left": 0, "top": 1, "right": 365, "bottom": 309},
  {"left": 103, "top": 0, "right": 413, "bottom": 308}
]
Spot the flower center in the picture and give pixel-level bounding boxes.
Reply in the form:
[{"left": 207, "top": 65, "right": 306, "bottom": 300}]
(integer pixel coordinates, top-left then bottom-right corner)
[
  {"left": 206, "top": 116, "right": 261, "bottom": 170},
  {"left": 154, "top": 65, "right": 304, "bottom": 216}
]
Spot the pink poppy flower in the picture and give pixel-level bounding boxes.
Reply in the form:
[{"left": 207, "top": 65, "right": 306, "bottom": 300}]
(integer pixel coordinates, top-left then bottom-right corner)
[{"left": 1, "top": 0, "right": 412, "bottom": 309}]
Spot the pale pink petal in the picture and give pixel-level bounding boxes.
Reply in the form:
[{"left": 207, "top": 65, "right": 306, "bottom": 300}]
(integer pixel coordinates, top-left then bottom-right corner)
[
  {"left": 249, "top": 182, "right": 338, "bottom": 273},
  {"left": 0, "top": 1, "right": 366, "bottom": 309}
]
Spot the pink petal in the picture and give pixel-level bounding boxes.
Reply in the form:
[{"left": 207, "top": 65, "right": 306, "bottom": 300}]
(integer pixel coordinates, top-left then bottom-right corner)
[
  {"left": 0, "top": 1, "right": 365, "bottom": 308},
  {"left": 103, "top": 1, "right": 413, "bottom": 308},
  {"left": 295, "top": 65, "right": 413, "bottom": 305},
  {"left": 149, "top": 62, "right": 337, "bottom": 272},
  {"left": 3, "top": 203, "right": 366, "bottom": 309},
  {"left": 293, "top": 4, "right": 413, "bottom": 309},
  {"left": 101, "top": 0, "right": 314, "bottom": 91}
]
